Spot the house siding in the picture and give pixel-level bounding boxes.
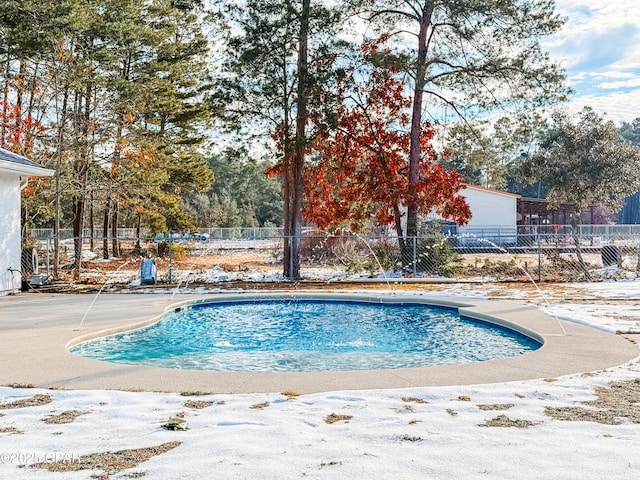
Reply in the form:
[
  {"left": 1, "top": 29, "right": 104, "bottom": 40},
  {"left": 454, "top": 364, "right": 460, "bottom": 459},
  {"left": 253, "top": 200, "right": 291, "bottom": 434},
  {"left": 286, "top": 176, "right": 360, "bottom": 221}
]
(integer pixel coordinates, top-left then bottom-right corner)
[
  {"left": 0, "top": 172, "right": 22, "bottom": 294},
  {"left": 460, "top": 187, "right": 518, "bottom": 230},
  {"left": 452, "top": 186, "right": 520, "bottom": 246}
]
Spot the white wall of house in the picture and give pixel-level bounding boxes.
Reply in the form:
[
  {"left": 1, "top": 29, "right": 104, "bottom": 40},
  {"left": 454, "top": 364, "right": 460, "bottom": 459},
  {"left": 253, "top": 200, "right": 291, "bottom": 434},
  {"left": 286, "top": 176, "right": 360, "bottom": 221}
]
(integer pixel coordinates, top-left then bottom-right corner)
[
  {"left": 0, "top": 172, "right": 23, "bottom": 294},
  {"left": 404, "top": 184, "right": 520, "bottom": 245},
  {"left": 455, "top": 185, "right": 520, "bottom": 246},
  {"left": 459, "top": 185, "right": 520, "bottom": 231},
  {"left": 0, "top": 148, "right": 54, "bottom": 295}
]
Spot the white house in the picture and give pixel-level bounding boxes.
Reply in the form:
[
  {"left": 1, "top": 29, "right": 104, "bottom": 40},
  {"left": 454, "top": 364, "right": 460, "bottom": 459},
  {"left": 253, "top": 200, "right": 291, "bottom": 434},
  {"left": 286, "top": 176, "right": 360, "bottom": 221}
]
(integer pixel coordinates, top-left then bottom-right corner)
[
  {"left": 421, "top": 184, "right": 520, "bottom": 245},
  {"left": 0, "top": 148, "right": 54, "bottom": 295},
  {"left": 455, "top": 184, "right": 520, "bottom": 245}
]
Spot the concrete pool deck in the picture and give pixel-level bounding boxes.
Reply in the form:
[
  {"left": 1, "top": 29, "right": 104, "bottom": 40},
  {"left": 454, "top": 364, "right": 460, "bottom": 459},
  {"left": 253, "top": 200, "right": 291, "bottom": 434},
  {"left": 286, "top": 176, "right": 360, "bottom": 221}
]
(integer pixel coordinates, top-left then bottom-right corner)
[{"left": 0, "top": 291, "right": 637, "bottom": 394}]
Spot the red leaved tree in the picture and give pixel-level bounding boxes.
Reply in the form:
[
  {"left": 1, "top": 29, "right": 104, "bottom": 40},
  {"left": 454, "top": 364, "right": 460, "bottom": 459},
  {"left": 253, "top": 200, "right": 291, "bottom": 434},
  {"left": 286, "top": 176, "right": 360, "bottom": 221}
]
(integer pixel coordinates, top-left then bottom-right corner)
[
  {"left": 1, "top": 100, "right": 45, "bottom": 155},
  {"left": 304, "top": 46, "right": 470, "bottom": 252}
]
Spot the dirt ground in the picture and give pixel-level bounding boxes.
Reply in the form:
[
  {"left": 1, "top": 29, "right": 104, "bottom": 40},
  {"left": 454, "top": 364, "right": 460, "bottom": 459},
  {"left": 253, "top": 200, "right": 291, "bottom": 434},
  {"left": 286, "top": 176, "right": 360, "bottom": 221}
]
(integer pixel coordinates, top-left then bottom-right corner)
[
  {"left": 39, "top": 235, "right": 636, "bottom": 297},
  {"left": 53, "top": 250, "right": 578, "bottom": 301}
]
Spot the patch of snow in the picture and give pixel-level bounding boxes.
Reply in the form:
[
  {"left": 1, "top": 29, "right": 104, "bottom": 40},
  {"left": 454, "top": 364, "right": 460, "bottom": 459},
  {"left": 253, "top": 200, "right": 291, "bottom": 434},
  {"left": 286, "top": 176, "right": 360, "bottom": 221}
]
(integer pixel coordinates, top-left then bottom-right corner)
[{"left": 0, "top": 283, "right": 639, "bottom": 479}]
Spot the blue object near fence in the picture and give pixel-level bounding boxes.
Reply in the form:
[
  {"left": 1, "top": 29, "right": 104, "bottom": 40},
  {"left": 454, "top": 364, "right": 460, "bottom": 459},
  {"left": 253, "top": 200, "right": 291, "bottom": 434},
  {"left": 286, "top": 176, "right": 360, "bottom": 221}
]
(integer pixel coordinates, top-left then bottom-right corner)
[{"left": 140, "top": 259, "right": 158, "bottom": 285}]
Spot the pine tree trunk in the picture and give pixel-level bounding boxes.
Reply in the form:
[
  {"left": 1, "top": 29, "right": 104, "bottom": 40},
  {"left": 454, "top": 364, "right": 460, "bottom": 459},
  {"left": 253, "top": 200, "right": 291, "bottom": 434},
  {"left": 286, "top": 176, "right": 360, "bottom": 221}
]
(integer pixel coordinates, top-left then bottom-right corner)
[
  {"left": 25, "top": 60, "right": 40, "bottom": 150},
  {"left": 282, "top": 119, "right": 293, "bottom": 277},
  {"left": 286, "top": 0, "right": 310, "bottom": 280},
  {"left": 103, "top": 196, "right": 110, "bottom": 259},
  {"left": 282, "top": 17, "right": 296, "bottom": 280},
  {"left": 72, "top": 78, "right": 93, "bottom": 280},
  {"left": 89, "top": 187, "right": 95, "bottom": 251},
  {"left": 111, "top": 200, "right": 120, "bottom": 257},
  {"left": 404, "top": 8, "right": 431, "bottom": 265},
  {"left": 282, "top": 153, "right": 293, "bottom": 277},
  {"left": 14, "top": 59, "right": 25, "bottom": 153},
  {"left": 53, "top": 86, "right": 68, "bottom": 279},
  {"left": 1, "top": 54, "right": 10, "bottom": 146},
  {"left": 72, "top": 185, "right": 86, "bottom": 279}
]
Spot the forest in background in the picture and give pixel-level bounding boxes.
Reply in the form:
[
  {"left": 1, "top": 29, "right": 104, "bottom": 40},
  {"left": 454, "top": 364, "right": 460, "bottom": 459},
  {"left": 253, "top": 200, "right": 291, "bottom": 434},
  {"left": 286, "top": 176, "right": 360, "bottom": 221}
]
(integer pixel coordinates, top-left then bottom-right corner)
[{"left": 3, "top": 0, "right": 640, "bottom": 279}]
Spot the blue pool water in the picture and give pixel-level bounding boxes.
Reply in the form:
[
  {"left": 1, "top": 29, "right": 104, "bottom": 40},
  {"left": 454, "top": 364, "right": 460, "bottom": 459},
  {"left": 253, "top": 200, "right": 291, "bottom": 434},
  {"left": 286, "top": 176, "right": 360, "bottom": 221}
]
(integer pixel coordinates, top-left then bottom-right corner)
[{"left": 70, "top": 299, "right": 541, "bottom": 372}]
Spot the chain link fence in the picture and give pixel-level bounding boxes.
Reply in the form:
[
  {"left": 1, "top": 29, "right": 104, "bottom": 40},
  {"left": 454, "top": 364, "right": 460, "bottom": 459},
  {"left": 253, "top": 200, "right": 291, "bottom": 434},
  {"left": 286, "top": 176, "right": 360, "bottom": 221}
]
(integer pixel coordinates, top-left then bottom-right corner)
[
  {"left": 27, "top": 225, "right": 640, "bottom": 285},
  {"left": 295, "top": 230, "right": 637, "bottom": 282}
]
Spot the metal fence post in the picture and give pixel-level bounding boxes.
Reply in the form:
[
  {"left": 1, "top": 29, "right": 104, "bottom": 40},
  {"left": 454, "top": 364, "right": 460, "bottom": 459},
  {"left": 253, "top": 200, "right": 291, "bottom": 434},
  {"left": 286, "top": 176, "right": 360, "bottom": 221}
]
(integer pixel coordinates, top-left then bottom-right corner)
[
  {"left": 412, "top": 236, "right": 417, "bottom": 276},
  {"left": 537, "top": 234, "right": 542, "bottom": 282},
  {"left": 46, "top": 237, "right": 51, "bottom": 276},
  {"left": 168, "top": 235, "right": 173, "bottom": 284}
]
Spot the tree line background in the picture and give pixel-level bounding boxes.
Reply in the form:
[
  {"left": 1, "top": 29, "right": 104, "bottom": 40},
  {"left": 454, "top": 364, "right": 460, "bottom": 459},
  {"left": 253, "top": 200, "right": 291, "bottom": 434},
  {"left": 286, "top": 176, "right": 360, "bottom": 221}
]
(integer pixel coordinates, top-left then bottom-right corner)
[{"left": 4, "top": 0, "right": 640, "bottom": 280}]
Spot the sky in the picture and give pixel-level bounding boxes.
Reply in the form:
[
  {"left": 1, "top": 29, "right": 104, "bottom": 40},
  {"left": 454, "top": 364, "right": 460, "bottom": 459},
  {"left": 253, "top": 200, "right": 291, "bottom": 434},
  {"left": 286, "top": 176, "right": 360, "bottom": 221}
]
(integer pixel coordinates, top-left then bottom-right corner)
[
  {"left": 551, "top": 1, "right": 640, "bottom": 124},
  {"left": 0, "top": 281, "right": 639, "bottom": 479}
]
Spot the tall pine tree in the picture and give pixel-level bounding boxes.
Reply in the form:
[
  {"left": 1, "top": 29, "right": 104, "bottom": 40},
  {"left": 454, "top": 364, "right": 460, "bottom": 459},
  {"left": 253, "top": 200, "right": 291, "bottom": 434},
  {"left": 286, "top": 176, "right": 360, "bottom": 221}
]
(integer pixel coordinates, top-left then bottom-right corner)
[{"left": 352, "top": 0, "right": 570, "bottom": 255}]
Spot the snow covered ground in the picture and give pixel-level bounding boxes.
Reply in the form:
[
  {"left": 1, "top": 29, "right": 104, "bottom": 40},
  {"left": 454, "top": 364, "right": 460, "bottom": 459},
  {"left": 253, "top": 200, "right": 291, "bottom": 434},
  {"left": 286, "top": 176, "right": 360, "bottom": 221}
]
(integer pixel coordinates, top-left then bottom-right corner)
[{"left": 1, "top": 282, "right": 639, "bottom": 479}]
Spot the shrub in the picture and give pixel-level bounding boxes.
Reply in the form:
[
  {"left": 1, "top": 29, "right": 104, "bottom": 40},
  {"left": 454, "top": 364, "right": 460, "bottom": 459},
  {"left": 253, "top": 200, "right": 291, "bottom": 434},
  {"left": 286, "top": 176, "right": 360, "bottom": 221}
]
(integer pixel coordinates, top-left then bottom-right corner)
[
  {"left": 157, "top": 241, "right": 185, "bottom": 260},
  {"left": 415, "top": 237, "right": 463, "bottom": 277},
  {"left": 366, "top": 239, "right": 401, "bottom": 274},
  {"left": 413, "top": 221, "right": 462, "bottom": 277}
]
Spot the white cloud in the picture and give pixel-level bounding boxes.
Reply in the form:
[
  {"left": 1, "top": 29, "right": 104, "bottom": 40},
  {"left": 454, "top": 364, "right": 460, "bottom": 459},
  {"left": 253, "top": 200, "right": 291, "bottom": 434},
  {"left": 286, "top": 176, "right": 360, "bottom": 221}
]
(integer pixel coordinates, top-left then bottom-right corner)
[
  {"left": 592, "top": 71, "right": 636, "bottom": 80},
  {"left": 547, "top": 1, "right": 640, "bottom": 124},
  {"left": 551, "top": 1, "right": 640, "bottom": 70},
  {"left": 599, "top": 78, "right": 640, "bottom": 90},
  {"left": 555, "top": 1, "right": 639, "bottom": 33},
  {"left": 564, "top": 89, "right": 640, "bottom": 123}
]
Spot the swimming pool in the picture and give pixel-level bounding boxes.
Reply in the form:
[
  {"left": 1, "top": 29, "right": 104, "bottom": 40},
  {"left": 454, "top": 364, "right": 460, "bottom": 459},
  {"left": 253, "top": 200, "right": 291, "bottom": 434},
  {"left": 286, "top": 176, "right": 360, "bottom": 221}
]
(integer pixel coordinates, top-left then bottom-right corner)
[{"left": 70, "top": 296, "right": 541, "bottom": 372}]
